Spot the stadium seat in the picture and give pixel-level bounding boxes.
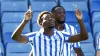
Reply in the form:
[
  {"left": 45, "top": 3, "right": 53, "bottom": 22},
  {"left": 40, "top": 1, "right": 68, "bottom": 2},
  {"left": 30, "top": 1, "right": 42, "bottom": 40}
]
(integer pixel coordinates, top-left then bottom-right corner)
[
  {"left": 32, "top": 12, "right": 40, "bottom": 23},
  {"left": 92, "top": 12, "right": 100, "bottom": 24},
  {"left": 2, "top": 23, "right": 30, "bottom": 44},
  {"left": 81, "top": 43, "right": 95, "bottom": 56},
  {"left": 93, "top": 22, "right": 100, "bottom": 36},
  {"left": 81, "top": 32, "right": 93, "bottom": 43},
  {"left": 2, "top": 0, "right": 27, "bottom": 1},
  {"left": 6, "top": 43, "right": 31, "bottom": 53},
  {"left": 66, "top": 11, "right": 90, "bottom": 23},
  {"left": 7, "top": 53, "right": 30, "bottom": 56},
  {"left": 1, "top": 1, "right": 28, "bottom": 13},
  {"left": 3, "top": 23, "right": 30, "bottom": 34},
  {"left": 30, "top": 1, "right": 56, "bottom": 11},
  {"left": 0, "top": 34, "right": 1, "bottom": 42},
  {"left": 90, "top": 1, "right": 100, "bottom": 14},
  {"left": 6, "top": 43, "right": 32, "bottom": 56},
  {"left": 30, "top": 0, "right": 56, "bottom": 2},
  {"left": 61, "top": 1, "right": 88, "bottom": 11},
  {"left": 62, "top": 0, "right": 87, "bottom": 2},
  {"left": 67, "top": 22, "right": 91, "bottom": 33},
  {"left": 2, "top": 12, "right": 25, "bottom": 23},
  {"left": 90, "top": 0, "right": 100, "bottom": 1},
  {"left": 32, "top": 23, "right": 40, "bottom": 32},
  {"left": 72, "top": 43, "right": 95, "bottom": 56}
]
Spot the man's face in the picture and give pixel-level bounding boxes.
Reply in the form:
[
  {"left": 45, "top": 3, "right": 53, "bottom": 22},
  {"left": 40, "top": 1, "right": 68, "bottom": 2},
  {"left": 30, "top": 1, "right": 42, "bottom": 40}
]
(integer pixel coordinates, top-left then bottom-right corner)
[
  {"left": 41, "top": 14, "right": 55, "bottom": 28},
  {"left": 54, "top": 7, "right": 65, "bottom": 24}
]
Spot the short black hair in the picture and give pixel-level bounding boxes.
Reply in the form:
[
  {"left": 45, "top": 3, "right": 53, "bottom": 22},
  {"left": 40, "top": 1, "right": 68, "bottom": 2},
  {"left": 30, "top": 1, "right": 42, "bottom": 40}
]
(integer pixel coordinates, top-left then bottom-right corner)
[{"left": 51, "top": 5, "right": 65, "bottom": 13}]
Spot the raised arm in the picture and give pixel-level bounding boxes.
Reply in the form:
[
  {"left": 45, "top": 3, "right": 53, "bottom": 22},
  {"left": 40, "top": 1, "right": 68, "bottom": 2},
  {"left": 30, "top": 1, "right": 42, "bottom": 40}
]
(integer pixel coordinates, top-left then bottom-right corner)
[
  {"left": 68, "top": 9, "right": 88, "bottom": 42},
  {"left": 11, "top": 7, "right": 33, "bottom": 43}
]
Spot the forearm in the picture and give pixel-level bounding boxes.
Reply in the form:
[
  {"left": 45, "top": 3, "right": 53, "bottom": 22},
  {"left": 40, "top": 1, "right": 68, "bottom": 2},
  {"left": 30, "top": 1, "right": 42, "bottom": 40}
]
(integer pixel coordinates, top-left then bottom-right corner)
[
  {"left": 76, "top": 52, "right": 84, "bottom": 56},
  {"left": 74, "top": 48, "right": 84, "bottom": 56},
  {"left": 11, "top": 19, "right": 29, "bottom": 41},
  {"left": 78, "top": 20, "right": 88, "bottom": 40},
  {"left": 96, "top": 51, "right": 100, "bottom": 56}
]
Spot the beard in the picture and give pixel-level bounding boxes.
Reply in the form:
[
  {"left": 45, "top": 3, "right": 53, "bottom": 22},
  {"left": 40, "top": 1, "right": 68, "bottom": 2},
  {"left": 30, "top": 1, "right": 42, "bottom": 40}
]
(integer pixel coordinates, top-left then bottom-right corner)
[
  {"left": 48, "top": 26, "right": 54, "bottom": 29},
  {"left": 56, "top": 20, "right": 65, "bottom": 24}
]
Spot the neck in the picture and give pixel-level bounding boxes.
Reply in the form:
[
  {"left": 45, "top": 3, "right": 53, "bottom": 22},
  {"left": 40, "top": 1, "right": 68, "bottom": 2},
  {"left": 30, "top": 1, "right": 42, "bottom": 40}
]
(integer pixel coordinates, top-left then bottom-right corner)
[
  {"left": 55, "top": 22, "right": 64, "bottom": 31},
  {"left": 43, "top": 28, "right": 54, "bottom": 36}
]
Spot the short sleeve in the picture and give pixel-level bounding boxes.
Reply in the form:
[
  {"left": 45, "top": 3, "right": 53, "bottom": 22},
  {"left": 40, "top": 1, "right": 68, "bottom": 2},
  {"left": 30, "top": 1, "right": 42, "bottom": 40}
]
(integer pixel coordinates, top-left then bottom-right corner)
[
  {"left": 22, "top": 32, "right": 37, "bottom": 43},
  {"left": 70, "top": 25, "right": 78, "bottom": 35},
  {"left": 62, "top": 32, "right": 71, "bottom": 42},
  {"left": 96, "top": 33, "right": 100, "bottom": 51},
  {"left": 73, "top": 42, "right": 81, "bottom": 48},
  {"left": 69, "top": 25, "right": 81, "bottom": 48}
]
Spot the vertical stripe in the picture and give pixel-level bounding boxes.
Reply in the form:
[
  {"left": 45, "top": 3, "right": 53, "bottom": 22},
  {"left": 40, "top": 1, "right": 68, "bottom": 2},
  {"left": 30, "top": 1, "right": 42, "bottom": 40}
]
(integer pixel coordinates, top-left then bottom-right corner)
[
  {"left": 57, "top": 34, "right": 61, "bottom": 56},
  {"left": 74, "top": 43, "right": 77, "bottom": 47},
  {"left": 50, "top": 36, "right": 52, "bottom": 56},
  {"left": 52, "top": 35, "right": 55, "bottom": 56},
  {"left": 55, "top": 39, "right": 57, "bottom": 56},
  {"left": 56, "top": 32, "right": 62, "bottom": 56},
  {"left": 64, "top": 24, "right": 68, "bottom": 56},
  {"left": 98, "top": 39, "right": 100, "bottom": 49},
  {"left": 39, "top": 34, "right": 41, "bottom": 56},
  {"left": 64, "top": 24, "right": 73, "bottom": 56},
  {"left": 32, "top": 30, "right": 70, "bottom": 56},
  {"left": 58, "top": 31, "right": 64, "bottom": 56},
  {"left": 70, "top": 44, "right": 71, "bottom": 56},
  {"left": 64, "top": 43, "right": 67, "bottom": 56},
  {"left": 46, "top": 36, "right": 50, "bottom": 56},
  {"left": 33, "top": 36, "right": 36, "bottom": 56},
  {"left": 44, "top": 35, "right": 47, "bottom": 56},
  {"left": 77, "top": 42, "right": 81, "bottom": 47},
  {"left": 41, "top": 34, "right": 44, "bottom": 56},
  {"left": 68, "top": 24, "right": 71, "bottom": 56},
  {"left": 67, "top": 43, "right": 70, "bottom": 56},
  {"left": 36, "top": 35, "right": 39, "bottom": 56}
]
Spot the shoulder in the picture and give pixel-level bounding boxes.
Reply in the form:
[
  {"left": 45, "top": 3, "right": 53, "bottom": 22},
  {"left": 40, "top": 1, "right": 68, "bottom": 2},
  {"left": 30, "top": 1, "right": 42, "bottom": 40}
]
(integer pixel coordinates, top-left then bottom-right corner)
[
  {"left": 64, "top": 23, "right": 75, "bottom": 29},
  {"left": 56, "top": 30, "right": 70, "bottom": 37}
]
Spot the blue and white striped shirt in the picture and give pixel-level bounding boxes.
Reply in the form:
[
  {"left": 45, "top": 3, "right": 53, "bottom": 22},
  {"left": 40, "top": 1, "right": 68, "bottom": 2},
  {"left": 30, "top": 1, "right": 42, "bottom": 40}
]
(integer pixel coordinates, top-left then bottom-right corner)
[
  {"left": 62, "top": 23, "right": 81, "bottom": 56},
  {"left": 96, "top": 32, "right": 100, "bottom": 51},
  {"left": 25, "top": 29, "right": 70, "bottom": 56}
]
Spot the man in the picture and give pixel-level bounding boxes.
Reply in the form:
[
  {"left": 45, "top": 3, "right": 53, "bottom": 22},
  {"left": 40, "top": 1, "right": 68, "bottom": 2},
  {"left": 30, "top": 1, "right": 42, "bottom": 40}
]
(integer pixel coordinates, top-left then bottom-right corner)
[
  {"left": 96, "top": 33, "right": 100, "bottom": 56},
  {"left": 51, "top": 5, "right": 85, "bottom": 56},
  {"left": 11, "top": 7, "right": 88, "bottom": 56}
]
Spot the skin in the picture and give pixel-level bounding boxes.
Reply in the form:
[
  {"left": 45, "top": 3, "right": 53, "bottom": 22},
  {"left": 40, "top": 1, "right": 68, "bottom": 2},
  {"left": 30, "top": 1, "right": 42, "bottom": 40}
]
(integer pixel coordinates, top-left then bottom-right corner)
[
  {"left": 52, "top": 7, "right": 85, "bottom": 56},
  {"left": 96, "top": 51, "right": 100, "bottom": 56},
  {"left": 11, "top": 8, "right": 88, "bottom": 43},
  {"left": 11, "top": 7, "right": 88, "bottom": 56}
]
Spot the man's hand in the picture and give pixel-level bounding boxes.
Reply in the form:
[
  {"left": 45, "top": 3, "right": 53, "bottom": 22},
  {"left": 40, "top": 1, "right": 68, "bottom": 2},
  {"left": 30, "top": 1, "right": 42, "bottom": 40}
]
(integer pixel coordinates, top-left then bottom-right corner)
[
  {"left": 24, "top": 6, "right": 33, "bottom": 21},
  {"left": 75, "top": 9, "right": 82, "bottom": 20}
]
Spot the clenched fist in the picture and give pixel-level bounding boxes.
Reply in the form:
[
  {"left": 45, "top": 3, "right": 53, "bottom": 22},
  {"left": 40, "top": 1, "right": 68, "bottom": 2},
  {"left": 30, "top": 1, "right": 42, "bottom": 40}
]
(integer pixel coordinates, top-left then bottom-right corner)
[{"left": 24, "top": 6, "right": 33, "bottom": 21}]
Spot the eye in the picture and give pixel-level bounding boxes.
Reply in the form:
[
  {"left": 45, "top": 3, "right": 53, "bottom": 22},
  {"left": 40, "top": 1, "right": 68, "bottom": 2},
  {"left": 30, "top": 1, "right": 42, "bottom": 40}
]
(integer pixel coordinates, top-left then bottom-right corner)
[{"left": 43, "top": 19, "right": 46, "bottom": 23}]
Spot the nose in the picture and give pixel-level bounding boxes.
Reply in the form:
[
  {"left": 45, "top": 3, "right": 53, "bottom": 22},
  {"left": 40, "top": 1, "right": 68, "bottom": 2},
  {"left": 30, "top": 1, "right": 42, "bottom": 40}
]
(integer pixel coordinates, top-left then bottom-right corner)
[
  {"left": 61, "top": 12, "right": 65, "bottom": 16},
  {"left": 49, "top": 18, "right": 55, "bottom": 22}
]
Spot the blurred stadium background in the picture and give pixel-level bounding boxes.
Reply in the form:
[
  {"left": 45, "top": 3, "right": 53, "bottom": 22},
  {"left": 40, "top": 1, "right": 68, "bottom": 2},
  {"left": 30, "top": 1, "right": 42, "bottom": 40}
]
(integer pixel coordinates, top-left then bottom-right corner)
[{"left": 0, "top": 0, "right": 100, "bottom": 56}]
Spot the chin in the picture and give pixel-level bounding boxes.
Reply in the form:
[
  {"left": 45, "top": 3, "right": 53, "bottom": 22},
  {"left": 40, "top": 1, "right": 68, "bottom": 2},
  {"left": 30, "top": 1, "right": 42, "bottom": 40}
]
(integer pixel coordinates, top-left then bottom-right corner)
[
  {"left": 59, "top": 21, "right": 65, "bottom": 24},
  {"left": 49, "top": 26, "right": 54, "bottom": 29},
  {"left": 57, "top": 20, "right": 65, "bottom": 24}
]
